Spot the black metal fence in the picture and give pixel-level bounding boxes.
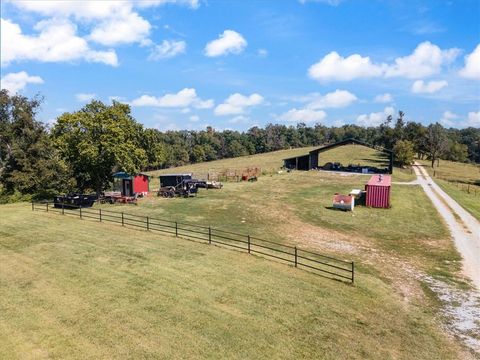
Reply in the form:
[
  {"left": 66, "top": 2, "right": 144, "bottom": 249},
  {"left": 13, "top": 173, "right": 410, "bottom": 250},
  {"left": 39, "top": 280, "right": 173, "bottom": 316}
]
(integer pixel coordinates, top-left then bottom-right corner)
[{"left": 31, "top": 202, "right": 355, "bottom": 284}]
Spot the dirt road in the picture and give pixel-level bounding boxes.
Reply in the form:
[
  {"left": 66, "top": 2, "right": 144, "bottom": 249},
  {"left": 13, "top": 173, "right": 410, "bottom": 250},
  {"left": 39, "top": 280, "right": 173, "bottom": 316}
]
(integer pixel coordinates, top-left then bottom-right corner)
[{"left": 413, "top": 162, "right": 480, "bottom": 290}]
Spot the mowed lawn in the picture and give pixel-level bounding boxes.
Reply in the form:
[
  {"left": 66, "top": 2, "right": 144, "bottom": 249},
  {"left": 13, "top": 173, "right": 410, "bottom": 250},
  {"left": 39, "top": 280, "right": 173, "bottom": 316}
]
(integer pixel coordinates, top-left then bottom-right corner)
[
  {"left": 0, "top": 204, "right": 465, "bottom": 359},
  {"left": 102, "top": 170, "right": 455, "bottom": 282},
  {"left": 147, "top": 145, "right": 415, "bottom": 189},
  {"left": 418, "top": 159, "right": 480, "bottom": 221}
]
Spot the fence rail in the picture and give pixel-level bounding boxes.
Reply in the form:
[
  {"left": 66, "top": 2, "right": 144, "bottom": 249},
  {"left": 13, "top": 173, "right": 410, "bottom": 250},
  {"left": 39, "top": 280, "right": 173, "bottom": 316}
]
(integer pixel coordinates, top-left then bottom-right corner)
[{"left": 31, "top": 202, "right": 354, "bottom": 284}]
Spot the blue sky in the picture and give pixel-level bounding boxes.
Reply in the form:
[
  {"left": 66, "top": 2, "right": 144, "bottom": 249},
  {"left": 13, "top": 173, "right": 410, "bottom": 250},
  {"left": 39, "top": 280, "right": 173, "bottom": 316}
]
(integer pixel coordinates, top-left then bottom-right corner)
[{"left": 1, "top": 0, "right": 479, "bottom": 130}]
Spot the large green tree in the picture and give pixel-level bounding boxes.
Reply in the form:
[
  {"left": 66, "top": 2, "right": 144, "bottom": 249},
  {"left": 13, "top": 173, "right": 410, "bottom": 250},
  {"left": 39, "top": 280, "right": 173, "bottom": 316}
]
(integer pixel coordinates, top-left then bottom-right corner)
[
  {"left": 53, "top": 100, "right": 147, "bottom": 194},
  {"left": 0, "top": 90, "right": 73, "bottom": 198},
  {"left": 393, "top": 140, "right": 415, "bottom": 167}
]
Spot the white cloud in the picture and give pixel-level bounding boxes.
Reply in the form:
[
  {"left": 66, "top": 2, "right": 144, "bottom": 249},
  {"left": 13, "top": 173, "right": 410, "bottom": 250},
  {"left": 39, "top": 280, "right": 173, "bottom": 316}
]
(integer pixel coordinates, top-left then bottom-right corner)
[
  {"left": 229, "top": 115, "right": 250, "bottom": 124},
  {"left": 308, "top": 52, "right": 384, "bottom": 81},
  {"left": 214, "top": 93, "right": 264, "bottom": 115},
  {"left": 88, "top": 10, "right": 151, "bottom": 46},
  {"left": 439, "top": 111, "right": 458, "bottom": 127},
  {"left": 308, "top": 41, "right": 460, "bottom": 82},
  {"left": 466, "top": 111, "right": 480, "bottom": 127},
  {"left": 204, "top": 30, "right": 247, "bottom": 57},
  {"left": 439, "top": 110, "right": 480, "bottom": 128},
  {"left": 385, "top": 41, "right": 459, "bottom": 78},
  {"left": 299, "top": 0, "right": 343, "bottom": 4},
  {"left": 148, "top": 40, "right": 186, "bottom": 60},
  {"left": 189, "top": 115, "right": 199, "bottom": 122},
  {"left": 1, "top": 18, "right": 118, "bottom": 66},
  {"left": 131, "top": 88, "right": 214, "bottom": 109},
  {"left": 305, "top": 90, "right": 357, "bottom": 109},
  {"left": 278, "top": 108, "right": 327, "bottom": 123},
  {"left": 459, "top": 44, "right": 480, "bottom": 80},
  {"left": 0, "top": 71, "right": 43, "bottom": 93},
  {"left": 411, "top": 80, "right": 448, "bottom": 94},
  {"left": 135, "top": 0, "right": 200, "bottom": 9},
  {"left": 356, "top": 107, "right": 395, "bottom": 127},
  {"left": 257, "top": 49, "right": 268, "bottom": 57},
  {"left": 374, "top": 93, "right": 393, "bottom": 103},
  {"left": 76, "top": 93, "right": 96, "bottom": 102},
  {"left": 9, "top": 1, "right": 130, "bottom": 20}
]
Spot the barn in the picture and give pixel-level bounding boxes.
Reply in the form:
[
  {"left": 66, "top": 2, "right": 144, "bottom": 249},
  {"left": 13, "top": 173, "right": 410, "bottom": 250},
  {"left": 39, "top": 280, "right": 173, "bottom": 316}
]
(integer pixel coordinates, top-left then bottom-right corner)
[
  {"left": 365, "top": 174, "right": 391, "bottom": 208},
  {"left": 283, "top": 138, "right": 394, "bottom": 174},
  {"left": 112, "top": 172, "right": 150, "bottom": 196}
]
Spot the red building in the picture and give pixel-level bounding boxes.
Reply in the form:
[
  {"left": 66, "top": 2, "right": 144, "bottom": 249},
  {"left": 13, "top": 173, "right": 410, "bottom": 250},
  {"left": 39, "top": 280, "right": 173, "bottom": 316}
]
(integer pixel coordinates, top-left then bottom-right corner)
[
  {"left": 112, "top": 172, "right": 150, "bottom": 196},
  {"left": 365, "top": 174, "right": 391, "bottom": 208}
]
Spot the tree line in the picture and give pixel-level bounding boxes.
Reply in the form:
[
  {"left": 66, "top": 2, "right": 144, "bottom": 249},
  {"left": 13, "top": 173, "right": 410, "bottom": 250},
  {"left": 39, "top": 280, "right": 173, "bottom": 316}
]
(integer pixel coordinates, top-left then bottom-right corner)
[{"left": 1, "top": 90, "right": 479, "bottom": 201}]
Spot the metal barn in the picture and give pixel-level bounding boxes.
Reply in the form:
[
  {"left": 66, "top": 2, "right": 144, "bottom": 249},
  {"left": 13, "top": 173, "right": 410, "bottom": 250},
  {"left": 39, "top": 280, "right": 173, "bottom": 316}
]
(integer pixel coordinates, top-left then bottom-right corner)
[
  {"left": 365, "top": 174, "right": 391, "bottom": 208},
  {"left": 112, "top": 172, "right": 150, "bottom": 196}
]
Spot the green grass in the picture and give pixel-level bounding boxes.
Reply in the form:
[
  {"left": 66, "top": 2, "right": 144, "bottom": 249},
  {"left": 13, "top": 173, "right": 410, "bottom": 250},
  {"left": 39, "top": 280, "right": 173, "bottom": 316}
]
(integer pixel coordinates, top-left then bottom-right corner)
[
  {"left": 418, "top": 159, "right": 480, "bottom": 221},
  {"left": 434, "top": 179, "right": 480, "bottom": 221},
  {"left": 99, "top": 170, "right": 458, "bottom": 284},
  {"left": 418, "top": 159, "right": 480, "bottom": 184},
  {"left": 147, "top": 145, "right": 415, "bottom": 190},
  {"left": 0, "top": 203, "right": 466, "bottom": 359}
]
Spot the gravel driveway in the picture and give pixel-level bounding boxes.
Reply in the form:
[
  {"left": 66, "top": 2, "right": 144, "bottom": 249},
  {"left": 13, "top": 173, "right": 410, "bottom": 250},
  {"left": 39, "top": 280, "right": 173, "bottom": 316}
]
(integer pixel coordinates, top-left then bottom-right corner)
[{"left": 413, "top": 162, "right": 480, "bottom": 290}]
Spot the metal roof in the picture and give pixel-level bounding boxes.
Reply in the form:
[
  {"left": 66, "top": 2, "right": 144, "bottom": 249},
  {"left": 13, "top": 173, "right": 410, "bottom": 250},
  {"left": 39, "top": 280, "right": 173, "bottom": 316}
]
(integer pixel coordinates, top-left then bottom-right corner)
[{"left": 366, "top": 174, "right": 392, "bottom": 187}]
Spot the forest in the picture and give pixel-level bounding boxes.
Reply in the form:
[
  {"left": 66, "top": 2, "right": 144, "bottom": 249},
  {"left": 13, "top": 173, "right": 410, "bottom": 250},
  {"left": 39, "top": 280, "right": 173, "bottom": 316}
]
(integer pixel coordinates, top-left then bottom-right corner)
[{"left": 1, "top": 89, "right": 479, "bottom": 201}]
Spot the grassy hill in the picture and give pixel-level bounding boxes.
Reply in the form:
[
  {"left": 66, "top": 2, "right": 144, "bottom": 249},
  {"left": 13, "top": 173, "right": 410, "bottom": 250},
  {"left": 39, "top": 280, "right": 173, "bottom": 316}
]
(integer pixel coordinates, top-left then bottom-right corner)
[
  {"left": 0, "top": 203, "right": 466, "bottom": 359},
  {"left": 148, "top": 145, "right": 415, "bottom": 189},
  {"left": 418, "top": 159, "right": 480, "bottom": 220}
]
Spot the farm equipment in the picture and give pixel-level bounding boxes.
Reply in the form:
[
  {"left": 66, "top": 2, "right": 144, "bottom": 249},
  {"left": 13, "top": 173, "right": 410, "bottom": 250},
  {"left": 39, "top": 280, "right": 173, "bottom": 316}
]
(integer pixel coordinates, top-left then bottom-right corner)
[
  {"left": 157, "top": 174, "right": 207, "bottom": 198},
  {"left": 54, "top": 194, "right": 97, "bottom": 208},
  {"left": 100, "top": 191, "right": 138, "bottom": 205}
]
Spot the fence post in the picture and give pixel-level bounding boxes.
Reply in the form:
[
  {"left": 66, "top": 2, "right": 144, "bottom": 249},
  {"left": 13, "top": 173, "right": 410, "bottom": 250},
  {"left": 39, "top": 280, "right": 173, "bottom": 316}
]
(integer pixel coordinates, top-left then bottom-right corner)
[
  {"left": 175, "top": 222, "right": 178, "bottom": 237},
  {"left": 99, "top": 209, "right": 102, "bottom": 222},
  {"left": 62, "top": 201, "right": 65, "bottom": 215},
  {"left": 31, "top": 201, "right": 34, "bottom": 211},
  {"left": 79, "top": 206, "right": 82, "bottom": 219},
  {"left": 208, "top": 227, "right": 211, "bottom": 244},
  {"left": 294, "top": 247, "right": 297, "bottom": 268},
  {"left": 46, "top": 202, "right": 49, "bottom": 212},
  {"left": 351, "top": 262, "right": 355, "bottom": 284},
  {"left": 247, "top": 235, "right": 251, "bottom": 253},
  {"left": 121, "top": 212, "right": 124, "bottom": 226},
  {"left": 146, "top": 216, "right": 149, "bottom": 231}
]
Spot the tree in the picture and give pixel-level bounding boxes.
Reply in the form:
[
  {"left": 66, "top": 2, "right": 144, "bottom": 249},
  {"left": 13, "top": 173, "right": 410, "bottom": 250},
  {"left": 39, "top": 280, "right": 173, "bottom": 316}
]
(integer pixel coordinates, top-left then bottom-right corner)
[
  {"left": 425, "top": 123, "right": 448, "bottom": 167},
  {"left": 0, "top": 90, "right": 73, "bottom": 197},
  {"left": 445, "top": 141, "right": 468, "bottom": 162},
  {"left": 393, "top": 140, "right": 415, "bottom": 167},
  {"left": 53, "top": 100, "right": 147, "bottom": 195}
]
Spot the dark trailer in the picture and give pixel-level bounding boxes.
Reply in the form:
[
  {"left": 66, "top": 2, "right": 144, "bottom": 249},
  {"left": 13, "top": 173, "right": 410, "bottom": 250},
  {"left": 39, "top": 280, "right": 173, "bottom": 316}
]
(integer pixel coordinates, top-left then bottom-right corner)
[
  {"left": 159, "top": 173, "right": 192, "bottom": 188},
  {"left": 158, "top": 173, "right": 206, "bottom": 198}
]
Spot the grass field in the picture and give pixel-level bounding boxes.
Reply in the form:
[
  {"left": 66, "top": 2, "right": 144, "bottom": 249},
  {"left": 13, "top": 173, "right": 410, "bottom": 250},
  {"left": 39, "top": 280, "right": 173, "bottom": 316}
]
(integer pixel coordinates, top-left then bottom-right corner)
[
  {"left": 2, "top": 150, "right": 476, "bottom": 359},
  {"left": 418, "top": 159, "right": 480, "bottom": 221},
  {"left": 148, "top": 145, "right": 415, "bottom": 189},
  {"left": 0, "top": 203, "right": 467, "bottom": 359}
]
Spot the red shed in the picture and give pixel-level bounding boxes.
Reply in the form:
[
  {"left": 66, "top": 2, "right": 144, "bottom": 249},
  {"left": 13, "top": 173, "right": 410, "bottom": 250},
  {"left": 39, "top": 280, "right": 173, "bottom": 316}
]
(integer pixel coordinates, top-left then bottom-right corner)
[
  {"left": 112, "top": 172, "right": 150, "bottom": 196},
  {"left": 365, "top": 174, "right": 391, "bottom": 208}
]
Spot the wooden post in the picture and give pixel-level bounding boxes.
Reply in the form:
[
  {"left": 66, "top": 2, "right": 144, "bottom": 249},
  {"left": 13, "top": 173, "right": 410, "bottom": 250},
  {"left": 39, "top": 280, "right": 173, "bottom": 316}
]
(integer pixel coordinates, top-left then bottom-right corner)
[
  {"left": 46, "top": 202, "right": 49, "bottom": 212},
  {"left": 294, "top": 247, "right": 297, "bottom": 268},
  {"left": 31, "top": 201, "right": 34, "bottom": 211},
  {"left": 146, "top": 216, "right": 149, "bottom": 231},
  {"left": 62, "top": 201, "right": 64, "bottom": 215},
  {"left": 99, "top": 209, "right": 102, "bottom": 222},
  {"left": 351, "top": 262, "right": 355, "bottom": 284},
  {"left": 121, "top": 212, "right": 124, "bottom": 226},
  {"left": 175, "top": 222, "right": 178, "bottom": 237},
  {"left": 208, "top": 227, "right": 211, "bottom": 244},
  {"left": 79, "top": 206, "right": 82, "bottom": 219},
  {"left": 247, "top": 235, "right": 251, "bottom": 253}
]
